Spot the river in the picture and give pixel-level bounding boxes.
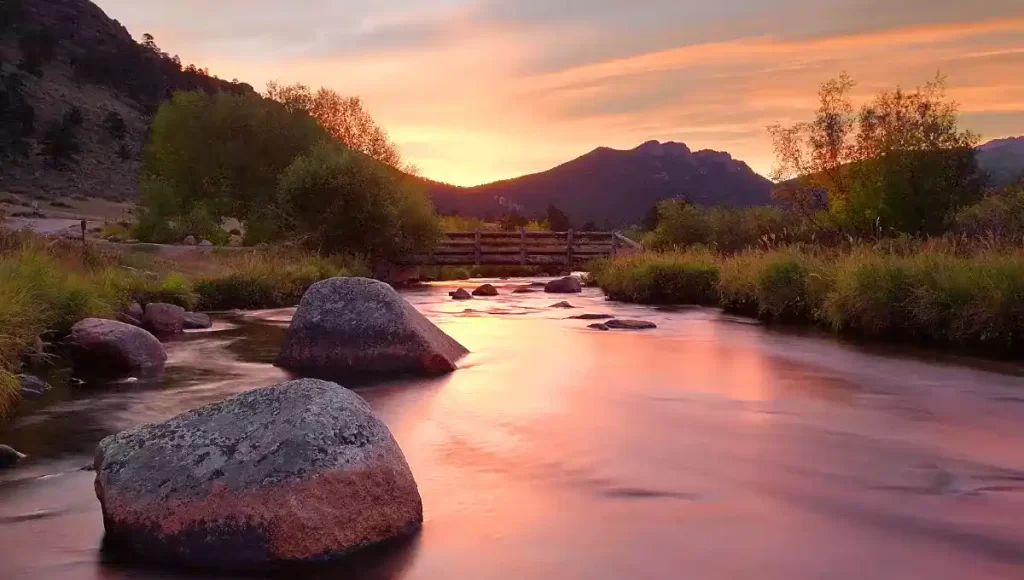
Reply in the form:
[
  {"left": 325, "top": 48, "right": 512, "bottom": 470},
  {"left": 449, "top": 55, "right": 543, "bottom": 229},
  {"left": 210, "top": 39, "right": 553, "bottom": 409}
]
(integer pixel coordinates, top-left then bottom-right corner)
[{"left": 2, "top": 279, "right": 1024, "bottom": 579}]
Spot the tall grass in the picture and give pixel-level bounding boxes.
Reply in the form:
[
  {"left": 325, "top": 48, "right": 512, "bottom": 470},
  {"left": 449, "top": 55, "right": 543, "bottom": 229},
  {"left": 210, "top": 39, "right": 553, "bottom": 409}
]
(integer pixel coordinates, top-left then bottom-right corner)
[
  {"left": 591, "top": 245, "right": 1024, "bottom": 353},
  {"left": 590, "top": 249, "right": 720, "bottom": 305}
]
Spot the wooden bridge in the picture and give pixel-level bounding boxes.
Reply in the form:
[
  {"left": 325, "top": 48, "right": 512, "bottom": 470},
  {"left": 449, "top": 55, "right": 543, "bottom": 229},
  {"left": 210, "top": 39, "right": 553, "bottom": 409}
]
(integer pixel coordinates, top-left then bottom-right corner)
[{"left": 401, "top": 231, "right": 641, "bottom": 268}]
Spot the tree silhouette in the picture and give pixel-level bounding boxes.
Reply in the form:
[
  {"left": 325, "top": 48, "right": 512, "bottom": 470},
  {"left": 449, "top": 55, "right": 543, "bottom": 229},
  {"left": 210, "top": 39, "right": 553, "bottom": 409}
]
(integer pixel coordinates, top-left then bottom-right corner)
[{"left": 546, "top": 203, "right": 571, "bottom": 232}]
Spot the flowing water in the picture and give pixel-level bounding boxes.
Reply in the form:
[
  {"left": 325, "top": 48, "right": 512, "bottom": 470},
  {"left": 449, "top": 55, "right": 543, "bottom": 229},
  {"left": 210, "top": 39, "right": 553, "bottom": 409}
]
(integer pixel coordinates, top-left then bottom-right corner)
[{"left": 3, "top": 280, "right": 1024, "bottom": 579}]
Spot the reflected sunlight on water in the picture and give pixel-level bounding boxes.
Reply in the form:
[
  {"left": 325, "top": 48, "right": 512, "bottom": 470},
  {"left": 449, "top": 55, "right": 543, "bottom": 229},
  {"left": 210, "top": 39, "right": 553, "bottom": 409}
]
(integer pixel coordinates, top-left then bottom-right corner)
[{"left": 3, "top": 278, "right": 1024, "bottom": 579}]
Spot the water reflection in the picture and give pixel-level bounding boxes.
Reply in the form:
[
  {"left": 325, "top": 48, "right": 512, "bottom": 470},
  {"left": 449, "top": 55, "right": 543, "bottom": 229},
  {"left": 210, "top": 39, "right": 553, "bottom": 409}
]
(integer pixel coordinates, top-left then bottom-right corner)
[{"left": 2, "top": 279, "right": 1024, "bottom": 579}]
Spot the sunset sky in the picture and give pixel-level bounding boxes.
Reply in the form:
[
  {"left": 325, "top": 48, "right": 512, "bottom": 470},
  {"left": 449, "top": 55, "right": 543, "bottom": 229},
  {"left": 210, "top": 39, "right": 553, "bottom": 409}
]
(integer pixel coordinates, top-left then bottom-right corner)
[{"left": 96, "top": 0, "right": 1024, "bottom": 186}]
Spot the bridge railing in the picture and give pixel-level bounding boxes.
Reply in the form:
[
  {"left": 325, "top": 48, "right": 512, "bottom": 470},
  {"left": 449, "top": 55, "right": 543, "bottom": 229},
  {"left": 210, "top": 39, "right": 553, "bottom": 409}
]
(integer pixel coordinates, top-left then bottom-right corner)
[{"left": 401, "top": 230, "right": 634, "bottom": 266}]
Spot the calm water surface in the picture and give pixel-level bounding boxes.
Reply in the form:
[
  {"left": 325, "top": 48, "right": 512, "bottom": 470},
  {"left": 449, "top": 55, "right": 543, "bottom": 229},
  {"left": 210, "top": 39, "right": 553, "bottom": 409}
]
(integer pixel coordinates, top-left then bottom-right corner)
[{"left": 3, "top": 280, "right": 1024, "bottom": 579}]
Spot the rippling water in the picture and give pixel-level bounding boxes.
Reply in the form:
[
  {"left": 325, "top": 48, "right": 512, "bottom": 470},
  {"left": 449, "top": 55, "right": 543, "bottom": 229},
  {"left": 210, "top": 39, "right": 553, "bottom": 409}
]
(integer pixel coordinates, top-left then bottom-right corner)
[{"left": 3, "top": 279, "right": 1024, "bottom": 579}]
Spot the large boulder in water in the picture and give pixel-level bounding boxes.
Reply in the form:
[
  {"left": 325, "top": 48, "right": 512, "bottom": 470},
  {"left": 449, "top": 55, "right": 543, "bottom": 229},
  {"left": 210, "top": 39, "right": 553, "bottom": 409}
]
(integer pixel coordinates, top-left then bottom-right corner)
[
  {"left": 278, "top": 277, "right": 469, "bottom": 379},
  {"left": 69, "top": 319, "right": 167, "bottom": 373},
  {"left": 93, "top": 379, "right": 422, "bottom": 572},
  {"left": 143, "top": 303, "right": 185, "bottom": 335},
  {"left": 545, "top": 276, "right": 582, "bottom": 294}
]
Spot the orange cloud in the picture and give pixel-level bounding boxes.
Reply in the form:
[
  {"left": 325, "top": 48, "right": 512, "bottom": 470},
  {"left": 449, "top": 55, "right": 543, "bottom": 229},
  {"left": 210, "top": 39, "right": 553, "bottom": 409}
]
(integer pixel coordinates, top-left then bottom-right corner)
[{"left": 195, "top": 15, "right": 1024, "bottom": 185}]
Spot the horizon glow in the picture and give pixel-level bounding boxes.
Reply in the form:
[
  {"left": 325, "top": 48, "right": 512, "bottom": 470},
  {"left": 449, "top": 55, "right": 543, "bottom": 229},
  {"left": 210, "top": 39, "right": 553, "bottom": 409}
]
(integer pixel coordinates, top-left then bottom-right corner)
[{"left": 95, "top": 0, "right": 1024, "bottom": 186}]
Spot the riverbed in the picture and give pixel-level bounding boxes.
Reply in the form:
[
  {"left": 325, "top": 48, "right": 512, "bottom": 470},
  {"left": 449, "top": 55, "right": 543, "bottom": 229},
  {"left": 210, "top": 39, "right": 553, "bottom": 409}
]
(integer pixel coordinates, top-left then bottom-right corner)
[{"left": 3, "top": 279, "right": 1024, "bottom": 579}]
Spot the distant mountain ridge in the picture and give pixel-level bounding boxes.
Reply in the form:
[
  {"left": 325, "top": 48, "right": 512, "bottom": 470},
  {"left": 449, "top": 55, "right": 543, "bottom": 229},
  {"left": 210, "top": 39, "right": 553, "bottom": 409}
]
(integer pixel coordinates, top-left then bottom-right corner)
[
  {"left": 426, "top": 140, "right": 775, "bottom": 227},
  {"left": 978, "top": 136, "right": 1024, "bottom": 186}
]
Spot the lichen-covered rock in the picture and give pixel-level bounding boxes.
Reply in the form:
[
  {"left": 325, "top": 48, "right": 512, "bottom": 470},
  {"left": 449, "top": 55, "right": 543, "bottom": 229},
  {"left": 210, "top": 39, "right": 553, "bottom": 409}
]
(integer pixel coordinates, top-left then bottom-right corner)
[
  {"left": 69, "top": 319, "right": 167, "bottom": 373},
  {"left": 279, "top": 277, "right": 469, "bottom": 379},
  {"left": 143, "top": 303, "right": 185, "bottom": 335},
  {"left": 94, "top": 379, "right": 422, "bottom": 572},
  {"left": 544, "top": 276, "right": 582, "bottom": 294},
  {"left": 472, "top": 284, "right": 498, "bottom": 297},
  {"left": 450, "top": 288, "right": 472, "bottom": 300},
  {"left": 183, "top": 312, "right": 212, "bottom": 330},
  {"left": 606, "top": 319, "right": 658, "bottom": 330}
]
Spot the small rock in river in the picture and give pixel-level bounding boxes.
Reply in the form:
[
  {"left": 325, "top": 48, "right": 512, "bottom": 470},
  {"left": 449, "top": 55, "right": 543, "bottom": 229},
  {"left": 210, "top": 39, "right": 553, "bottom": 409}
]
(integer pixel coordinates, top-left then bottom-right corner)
[
  {"left": 588, "top": 323, "right": 610, "bottom": 331},
  {"left": 569, "top": 314, "right": 614, "bottom": 320},
  {"left": 0, "top": 445, "right": 26, "bottom": 468},
  {"left": 605, "top": 319, "right": 657, "bottom": 330},
  {"left": 17, "top": 374, "right": 51, "bottom": 399},
  {"left": 549, "top": 301, "right": 575, "bottom": 309},
  {"left": 183, "top": 312, "right": 212, "bottom": 330},
  {"left": 472, "top": 284, "right": 499, "bottom": 297},
  {"left": 450, "top": 288, "right": 473, "bottom": 300}
]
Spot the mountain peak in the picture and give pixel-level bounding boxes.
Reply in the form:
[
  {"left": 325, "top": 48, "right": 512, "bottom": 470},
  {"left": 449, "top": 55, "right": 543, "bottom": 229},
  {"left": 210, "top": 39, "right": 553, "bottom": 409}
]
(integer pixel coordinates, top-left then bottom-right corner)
[{"left": 632, "top": 140, "right": 692, "bottom": 157}]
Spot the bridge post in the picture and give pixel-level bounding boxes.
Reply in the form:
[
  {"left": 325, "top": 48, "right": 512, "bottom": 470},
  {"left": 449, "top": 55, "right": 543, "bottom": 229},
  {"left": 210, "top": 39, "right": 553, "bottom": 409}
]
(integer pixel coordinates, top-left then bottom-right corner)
[
  {"left": 474, "top": 230, "right": 481, "bottom": 265},
  {"left": 566, "top": 229, "right": 574, "bottom": 270},
  {"left": 520, "top": 228, "right": 527, "bottom": 265}
]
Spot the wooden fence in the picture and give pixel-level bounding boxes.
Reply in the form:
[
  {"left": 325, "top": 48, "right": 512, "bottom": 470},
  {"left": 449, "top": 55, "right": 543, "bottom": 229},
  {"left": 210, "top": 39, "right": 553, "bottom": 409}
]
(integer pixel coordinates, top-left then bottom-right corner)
[{"left": 400, "top": 231, "right": 640, "bottom": 267}]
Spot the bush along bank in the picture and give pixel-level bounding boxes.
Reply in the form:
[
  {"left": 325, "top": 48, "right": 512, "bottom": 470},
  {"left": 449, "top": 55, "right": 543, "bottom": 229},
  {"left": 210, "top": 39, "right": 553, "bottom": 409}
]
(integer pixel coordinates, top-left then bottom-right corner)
[
  {"left": 589, "top": 246, "right": 1024, "bottom": 354},
  {"left": 0, "top": 232, "right": 367, "bottom": 422}
]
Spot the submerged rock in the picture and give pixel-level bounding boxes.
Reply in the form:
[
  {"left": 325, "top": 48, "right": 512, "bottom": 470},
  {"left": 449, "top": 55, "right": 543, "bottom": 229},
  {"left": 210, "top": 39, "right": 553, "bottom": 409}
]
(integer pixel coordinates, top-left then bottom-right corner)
[
  {"left": 69, "top": 319, "right": 167, "bottom": 373},
  {"left": 588, "top": 323, "right": 610, "bottom": 331},
  {"left": 17, "top": 374, "right": 50, "bottom": 399},
  {"left": 606, "top": 319, "right": 658, "bottom": 330},
  {"left": 472, "top": 284, "right": 499, "bottom": 297},
  {"left": 0, "top": 444, "right": 26, "bottom": 468},
  {"left": 512, "top": 286, "right": 536, "bottom": 294},
  {"left": 544, "top": 276, "right": 582, "bottom": 294},
  {"left": 94, "top": 379, "right": 422, "bottom": 572},
  {"left": 279, "top": 277, "right": 469, "bottom": 379},
  {"left": 569, "top": 314, "right": 614, "bottom": 320},
  {"left": 450, "top": 288, "right": 473, "bottom": 301},
  {"left": 183, "top": 312, "right": 212, "bottom": 330},
  {"left": 143, "top": 303, "right": 185, "bottom": 335},
  {"left": 549, "top": 301, "right": 576, "bottom": 309}
]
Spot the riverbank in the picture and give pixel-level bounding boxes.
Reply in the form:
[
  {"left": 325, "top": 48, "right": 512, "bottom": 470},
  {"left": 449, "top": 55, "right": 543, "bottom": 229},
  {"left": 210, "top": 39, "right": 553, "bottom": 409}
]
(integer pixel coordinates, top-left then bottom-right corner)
[
  {"left": 0, "top": 230, "right": 366, "bottom": 420},
  {"left": 590, "top": 245, "right": 1024, "bottom": 354}
]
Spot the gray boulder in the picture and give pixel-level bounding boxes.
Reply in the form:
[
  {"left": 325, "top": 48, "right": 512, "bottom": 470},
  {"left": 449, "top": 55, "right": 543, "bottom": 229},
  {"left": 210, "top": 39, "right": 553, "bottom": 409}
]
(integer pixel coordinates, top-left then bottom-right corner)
[
  {"left": 69, "top": 318, "right": 167, "bottom": 372},
  {"left": 199, "top": 239, "right": 213, "bottom": 247},
  {"left": 182, "top": 235, "right": 197, "bottom": 246},
  {"left": 545, "top": 276, "right": 582, "bottom": 294},
  {"left": 143, "top": 303, "right": 185, "bottom": 335},
  {"left": 94, "top": 379, "right": 422, "bottom": 571},
  {"left": 17, "top": 374, "right": 50, "bottom": 399},
  {"left": 0, "top": 445, "right": 26, "bottom": 468},
  {"left": 127, "top": 302, "right": 144, "bottom": 320},
  {"left": 183, "top": 312, "right": 212, "bottom": 330},
  {"left": 450, "top": 288, "right": 472, "bottom": 301},
  {"left": 279, "top": 278, "right": 469, "bottom": 379},
  {"left": 606, "top": 319, "right": 658, "bottom": 330},
  {"left": 472, "top": 284, "right": 499, "bottom": 297}
]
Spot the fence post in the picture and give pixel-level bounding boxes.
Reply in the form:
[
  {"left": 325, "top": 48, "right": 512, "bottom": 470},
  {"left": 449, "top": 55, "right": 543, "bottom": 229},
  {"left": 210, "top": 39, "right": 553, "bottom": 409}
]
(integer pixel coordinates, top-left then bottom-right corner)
[
  {"left": 612, "top": 231, "right": 618, "bottom": 256},
  {"left": 520, "top": 228, "right": 527, "bottom": 265},
  {"left": 566, "top": 229, "right": 575, "bottom": 270},
  {"left": 474, "top": 230, "right": 481, "bottom": 265}
]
